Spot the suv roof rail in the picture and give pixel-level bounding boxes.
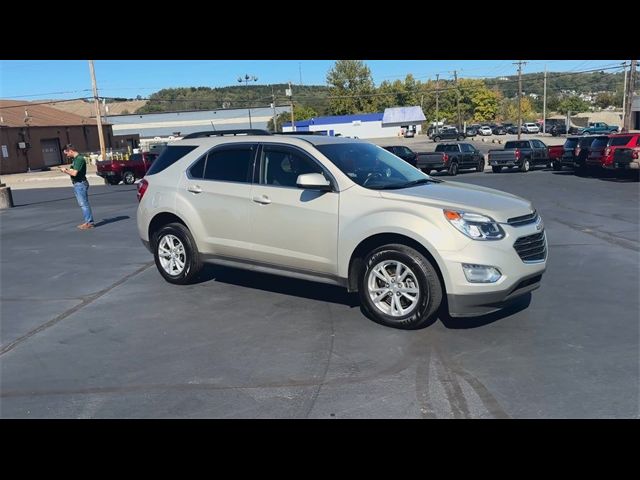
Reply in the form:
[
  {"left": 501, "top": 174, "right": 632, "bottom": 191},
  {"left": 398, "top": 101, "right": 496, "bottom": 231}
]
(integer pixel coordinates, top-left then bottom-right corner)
[
  {"left": 182, "top": 129, "right": 272, "bottom": 139},
  {"left": 276, "top": 131, "right": 322, "bottom": 135}
]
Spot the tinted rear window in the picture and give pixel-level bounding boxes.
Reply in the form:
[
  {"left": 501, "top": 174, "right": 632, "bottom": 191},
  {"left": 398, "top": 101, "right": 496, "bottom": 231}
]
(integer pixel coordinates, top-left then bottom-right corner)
[
  {"left": 505, "top": 141, "right": 530, "bottom": 149},
  {"left": 564, "top": 138, "right": 579, "bottom": 149},
  {"left": 610, "top": 136, "right": 632, "bottom": 146},
  {"left": 131, "top": 153, "right": 142, "bottom": 161},
  {"left": 146, "top": 145, "right": 198, "bottom": 175},
  {"left": 590, "top": 138, "right": 609, "bottom": 149}
]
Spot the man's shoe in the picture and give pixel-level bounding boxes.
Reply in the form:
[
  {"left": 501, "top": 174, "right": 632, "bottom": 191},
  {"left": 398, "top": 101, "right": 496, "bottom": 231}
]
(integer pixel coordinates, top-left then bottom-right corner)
[
  {"left": 77, "top": 223, "right": 87, "bottom": 229},
  {"left": 79, "top": 223, "right": 95, "bottom": 230}
]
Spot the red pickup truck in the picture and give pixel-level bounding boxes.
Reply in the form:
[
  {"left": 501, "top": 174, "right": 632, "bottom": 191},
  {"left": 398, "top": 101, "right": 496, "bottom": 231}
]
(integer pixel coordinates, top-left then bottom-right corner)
[
  {"left": 97, "top": 152, "right": 159, "bottom": 185},
  {"left": 548, "top": 145, "right": 565, "bottom": 171}
]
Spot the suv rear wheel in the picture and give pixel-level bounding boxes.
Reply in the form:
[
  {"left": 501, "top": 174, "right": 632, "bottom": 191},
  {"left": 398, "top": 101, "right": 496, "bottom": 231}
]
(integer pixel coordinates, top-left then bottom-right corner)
[
  {"left": 359, "top": 244, "right": 442, "bottom": 329},
  {"left": 153, "top": 223, "right": 202, "bottom": 284}
]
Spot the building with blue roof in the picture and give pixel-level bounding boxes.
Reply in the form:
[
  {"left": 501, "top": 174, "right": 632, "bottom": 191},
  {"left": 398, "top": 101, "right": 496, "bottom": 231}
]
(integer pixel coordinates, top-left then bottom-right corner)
[{"left": 282, "top": 106, "right": 426, "bottom": 139}]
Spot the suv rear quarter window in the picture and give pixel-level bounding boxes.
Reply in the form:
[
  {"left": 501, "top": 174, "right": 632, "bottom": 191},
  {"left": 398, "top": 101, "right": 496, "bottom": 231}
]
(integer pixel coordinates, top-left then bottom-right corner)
[{"left": 146, "top": 145, "right": 198, "bottom": 175}]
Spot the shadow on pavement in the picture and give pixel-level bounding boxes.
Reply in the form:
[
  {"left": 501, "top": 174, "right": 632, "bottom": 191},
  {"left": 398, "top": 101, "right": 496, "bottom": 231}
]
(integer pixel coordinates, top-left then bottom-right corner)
[
  {"left": 194, "top": 264, "right": 361, "bottom": 308},
  {"left": 94, "top": 216, "right": 130, "bottom": 227}
]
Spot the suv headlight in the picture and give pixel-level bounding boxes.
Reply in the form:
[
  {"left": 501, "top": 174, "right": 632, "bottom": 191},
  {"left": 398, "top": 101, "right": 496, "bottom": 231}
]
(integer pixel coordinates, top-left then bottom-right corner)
[{"left": 443, "top": 209, "right": 505, "bottom": 240}]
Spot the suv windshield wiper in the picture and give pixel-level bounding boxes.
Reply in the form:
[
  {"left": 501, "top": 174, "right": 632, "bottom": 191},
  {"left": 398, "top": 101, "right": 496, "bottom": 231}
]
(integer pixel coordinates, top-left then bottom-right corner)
[
  {"left": 390, "top": 178, "right": 441, "bottom": 189},
  {"left": 369, "top": 178, "right": 440, "bottom": 190}
]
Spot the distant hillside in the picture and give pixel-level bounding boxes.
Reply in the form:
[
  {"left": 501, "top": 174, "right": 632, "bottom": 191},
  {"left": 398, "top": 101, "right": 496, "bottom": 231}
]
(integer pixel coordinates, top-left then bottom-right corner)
[
  {"left": 485, "top": 70, "right": 627, "bottom": 98},
  {"left": 48, "top": 99, "right": 148, "bottom": 117},
  {"left": 133, "top": 70, "right": 627, "bottom": 116},
  {"left": 135, "top": 84, "right": 331, "bottom": 115}
]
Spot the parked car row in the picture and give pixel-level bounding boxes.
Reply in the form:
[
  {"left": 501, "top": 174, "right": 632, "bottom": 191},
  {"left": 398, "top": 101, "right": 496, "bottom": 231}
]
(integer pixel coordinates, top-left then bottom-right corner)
[
  {"left": 557, "top": 133, "right": 640, "bottom": 175},
  {"left": 383, "top": 143, "right": 484, "bottom": 176}
]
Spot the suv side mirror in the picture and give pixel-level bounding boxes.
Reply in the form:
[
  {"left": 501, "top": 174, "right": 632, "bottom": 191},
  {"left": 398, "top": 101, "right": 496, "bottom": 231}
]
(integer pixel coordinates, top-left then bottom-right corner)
[{"left": 296, "top": 173, "right": 332, "bottom": 191}]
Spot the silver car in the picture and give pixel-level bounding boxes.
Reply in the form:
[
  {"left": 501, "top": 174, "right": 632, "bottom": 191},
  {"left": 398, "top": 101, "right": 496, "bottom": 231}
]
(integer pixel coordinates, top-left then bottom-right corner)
[{"left": 137, "top": 132, "right": 547, "bottom": 329}]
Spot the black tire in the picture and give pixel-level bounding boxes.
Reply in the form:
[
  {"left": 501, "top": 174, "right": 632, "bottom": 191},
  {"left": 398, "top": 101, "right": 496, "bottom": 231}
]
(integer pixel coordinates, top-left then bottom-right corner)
[
  {"left": 153, "top": 222, "right": 202, "bottom": 285},
  {"left": 520, "top": 158, "right": 531, "bottom": 172},
  {"left": 433, "top": 136, "right": 441, "bottom": 142},
  {"left": 477, "top": 158, "right": 485, "bottom": 172},
  {"left": 457, "top": 135, "right": 465, "bottom": 141},
  {"left": 552, "top": 160, "right": 562, "bottom": 171},
  {"left": 107, "top": 177, "right": 120, "bottom": 185},
  {"left": 448, "top": 161, "right": 459, "bottom": 176},
  {"left": 492, "top": 166, "right": 502, "bottom": 173},
  {"left": 122, "top": 170, "right": 135, "bottom": 185},
  {"left": 358, "top": 244, "right": 443, "bottom": 330}
]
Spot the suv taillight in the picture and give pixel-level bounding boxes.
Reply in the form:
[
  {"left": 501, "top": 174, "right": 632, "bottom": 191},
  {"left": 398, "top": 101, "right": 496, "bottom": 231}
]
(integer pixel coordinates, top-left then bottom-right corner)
[
  {"left": 633, "top": 150, "right": 639, "bottom": 160},
  {"left": 515, "top": 149, "right": 521, "bottom": 160},
  {"left": 137, "top": 178, "right": 148, "bottom": 202},
  {"left": 443, "top": 154, "right": 449, "bottom": 162},
  {"left": 605, "top": 147, "right": 611, "bottom": 156},
  {"left": 575, "top": 147, "right": 581, "bottom": 157}
]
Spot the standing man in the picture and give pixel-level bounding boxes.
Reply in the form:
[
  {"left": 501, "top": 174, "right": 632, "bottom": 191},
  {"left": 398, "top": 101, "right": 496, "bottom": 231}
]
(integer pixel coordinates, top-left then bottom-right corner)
[{"left": 61, "top": 144, "right": 95, "bottom": 229}]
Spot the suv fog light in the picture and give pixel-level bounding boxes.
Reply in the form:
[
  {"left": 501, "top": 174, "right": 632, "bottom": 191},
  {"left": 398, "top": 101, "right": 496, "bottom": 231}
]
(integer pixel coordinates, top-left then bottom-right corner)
[{"left": 462, "top": 264, "right": 502, "bottom": 283}]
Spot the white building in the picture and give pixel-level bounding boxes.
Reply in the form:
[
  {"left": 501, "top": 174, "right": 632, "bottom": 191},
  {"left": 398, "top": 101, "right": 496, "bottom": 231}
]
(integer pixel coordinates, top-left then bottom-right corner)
[{"left": 282, "top": 106, "right": 426, "bottom": 139}]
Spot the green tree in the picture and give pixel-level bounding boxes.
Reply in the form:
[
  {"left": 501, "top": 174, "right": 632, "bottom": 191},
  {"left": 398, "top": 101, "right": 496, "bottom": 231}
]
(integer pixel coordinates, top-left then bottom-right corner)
[
  {"left": 556, "top": 95, "right": 590, "bottom": 115},
  {"left": 267, "top": 104, "right": 318, "bottom": 132},
  {"left": 594, "top": 92, "right": 615, "bottom": 109},
  {"left": 326, "top": 60, "right": 377, "bottom": 115}
]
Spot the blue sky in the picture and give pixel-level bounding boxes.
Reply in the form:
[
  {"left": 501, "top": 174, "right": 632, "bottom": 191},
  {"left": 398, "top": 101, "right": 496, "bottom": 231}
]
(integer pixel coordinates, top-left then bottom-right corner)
[{"left": 0, "top": 60, "right": 625, "bottom": 101}]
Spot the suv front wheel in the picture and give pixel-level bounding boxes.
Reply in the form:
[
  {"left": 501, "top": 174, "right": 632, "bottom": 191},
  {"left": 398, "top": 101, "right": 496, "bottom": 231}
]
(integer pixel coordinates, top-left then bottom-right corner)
[
  {"left": 153, "top": 223, "right": 202, "bottom": 284},
  {"left": 359, "top": 244, "right": 443, "bottom": 329}
]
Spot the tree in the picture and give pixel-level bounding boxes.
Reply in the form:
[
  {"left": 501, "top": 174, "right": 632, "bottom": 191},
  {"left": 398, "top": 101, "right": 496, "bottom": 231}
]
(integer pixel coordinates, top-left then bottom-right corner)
[
  {"left": 267, "top": 104, "right": 318, "bottom": 132},
  {"left": 594, "top": 92, "right": 616, "bottom": 109},
  {"left": 326, "top": 60, "right": 377, "bottom": 115},
  {"left": 499, "top": 96, "right": 537, "bottom": 122},
  {"left": 556, "top": 95, "right": 590, "bottom": 115}
]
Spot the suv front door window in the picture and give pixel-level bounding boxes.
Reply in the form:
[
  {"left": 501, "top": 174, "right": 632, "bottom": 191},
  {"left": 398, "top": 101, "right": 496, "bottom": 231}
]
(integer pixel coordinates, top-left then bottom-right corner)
[{"left": 247, "top": 144, "right": 339, "bottom": 274}]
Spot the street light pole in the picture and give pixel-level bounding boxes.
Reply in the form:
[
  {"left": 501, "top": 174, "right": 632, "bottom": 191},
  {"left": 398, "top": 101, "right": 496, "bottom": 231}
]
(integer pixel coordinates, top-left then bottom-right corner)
[{"left": 238, "top": 74, "right": 258, "bottom": 129}]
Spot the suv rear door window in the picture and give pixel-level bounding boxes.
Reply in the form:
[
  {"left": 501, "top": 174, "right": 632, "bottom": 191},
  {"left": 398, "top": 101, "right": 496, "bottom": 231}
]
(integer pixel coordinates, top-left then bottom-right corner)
[
  {"left": 146, "top": 145, "right": 198, "bottom": 175},
  {"left": 203, "top": 146, "right": 255, "bottom": 183}
]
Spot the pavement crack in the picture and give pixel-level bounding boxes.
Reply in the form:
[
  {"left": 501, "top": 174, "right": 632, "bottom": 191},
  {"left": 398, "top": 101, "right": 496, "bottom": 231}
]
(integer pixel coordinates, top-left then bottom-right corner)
[
  {"left": 299, "top": 302, "right": 336, "bottom": 418},
  {"left": 0, "top": 262, "right": 154, "bottom": 356}
]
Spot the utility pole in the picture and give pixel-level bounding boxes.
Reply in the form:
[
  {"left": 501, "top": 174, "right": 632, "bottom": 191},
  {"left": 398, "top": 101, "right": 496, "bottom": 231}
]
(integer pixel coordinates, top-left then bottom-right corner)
[
  {"left": 287, "top": 82, "right": 295, "bottom": 131},
  {"left": 299, "top": 62, "right": 303, "bottom": 85},
  {"left": 435, "top": 74, "right": 440, "bottom": 135},
  {"left": 453, "top": 70, "right": 462, "bottom": 131},
  {"left": 514, "top": 60, "right": 527, "bottom": 140},
  {"left": 623, "top": 59, "right": 637, "bottom": 132},
  {"left": 271, "top": 86, "right": 279, "bottom": 132},
  {"left": 88, "top": 60, "right": 106, "bottom": 162},
  {"left": 542, "top": 65, "right": 547, "bottom": 134},
  {"left": 621, "top": 62, "right": 629, "bottom": 129}
]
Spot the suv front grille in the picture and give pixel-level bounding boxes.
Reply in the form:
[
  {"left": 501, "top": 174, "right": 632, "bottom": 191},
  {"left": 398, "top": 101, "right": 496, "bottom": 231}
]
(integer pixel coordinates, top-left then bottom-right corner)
[
  {"left": 507, "top": 211, "right": 538, "bottom": 227},
  {"left": 513, "top": 231, "right": 546, "bottom": 262}
]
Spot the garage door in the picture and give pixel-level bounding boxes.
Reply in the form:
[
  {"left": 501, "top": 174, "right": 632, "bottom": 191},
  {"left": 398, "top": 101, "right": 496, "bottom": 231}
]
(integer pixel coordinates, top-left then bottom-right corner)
[{"left": 41, "top": 139, "right": 61, "bottom": 167}]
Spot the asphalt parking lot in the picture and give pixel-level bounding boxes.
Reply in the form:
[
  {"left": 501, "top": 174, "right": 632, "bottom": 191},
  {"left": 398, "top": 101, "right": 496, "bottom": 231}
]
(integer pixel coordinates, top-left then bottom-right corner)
[{"left": 1, "top": 145, "right": 638, "bottom": 418}]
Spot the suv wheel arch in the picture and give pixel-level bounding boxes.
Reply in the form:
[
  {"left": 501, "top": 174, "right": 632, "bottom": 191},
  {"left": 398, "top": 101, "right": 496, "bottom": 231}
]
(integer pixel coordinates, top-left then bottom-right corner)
[{"left": 347, "top": 233, "right": 446, "bottom": 295}]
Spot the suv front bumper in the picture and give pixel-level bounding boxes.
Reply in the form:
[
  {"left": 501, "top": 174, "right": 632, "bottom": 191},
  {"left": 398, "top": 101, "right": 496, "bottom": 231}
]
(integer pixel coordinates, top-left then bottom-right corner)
[{"left": 446, "top": 270, "right": 544, "bottom": 317}]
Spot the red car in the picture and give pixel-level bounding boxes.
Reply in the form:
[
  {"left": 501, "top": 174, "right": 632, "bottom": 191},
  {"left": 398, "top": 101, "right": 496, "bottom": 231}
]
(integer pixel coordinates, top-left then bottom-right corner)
[
  {"left": 97, "top": 152, "right": 159, "bottom": 185},
  {"left": 602, "top": 134, "right": 640, "bottom": 170}
]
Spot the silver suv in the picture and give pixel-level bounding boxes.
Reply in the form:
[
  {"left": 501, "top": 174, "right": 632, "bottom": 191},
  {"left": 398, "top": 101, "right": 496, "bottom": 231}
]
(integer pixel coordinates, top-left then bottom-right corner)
[{"left": 137, "top": 131, "right": 547, "bottom": 329}]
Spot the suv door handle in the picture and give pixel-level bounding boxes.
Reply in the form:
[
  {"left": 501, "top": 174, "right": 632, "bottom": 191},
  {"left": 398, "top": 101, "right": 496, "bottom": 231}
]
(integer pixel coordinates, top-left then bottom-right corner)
[
  {"left": 187, "top": 185, "right": 202, "bottom": 194},
  {"left": 252, "top": 195, "right": 271, "bottom": 205}
]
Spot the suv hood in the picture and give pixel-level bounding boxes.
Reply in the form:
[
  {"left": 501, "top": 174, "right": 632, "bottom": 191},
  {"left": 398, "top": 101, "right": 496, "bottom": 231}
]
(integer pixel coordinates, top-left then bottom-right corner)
[{"left": 379, "top": 180, "right": 533, "bottom": 223}]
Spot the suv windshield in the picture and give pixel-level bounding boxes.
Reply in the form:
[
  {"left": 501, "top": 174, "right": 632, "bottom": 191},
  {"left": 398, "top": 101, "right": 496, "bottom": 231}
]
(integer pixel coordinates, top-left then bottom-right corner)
[{"left": 316, "top": 143, "right": 440, "bottom": 190}]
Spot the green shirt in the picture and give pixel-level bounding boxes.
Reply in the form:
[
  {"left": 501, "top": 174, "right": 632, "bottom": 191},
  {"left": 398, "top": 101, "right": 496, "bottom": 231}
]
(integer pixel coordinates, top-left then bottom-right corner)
[{"left": 71, "top": 154, "right": 87, "bottom": 183}]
